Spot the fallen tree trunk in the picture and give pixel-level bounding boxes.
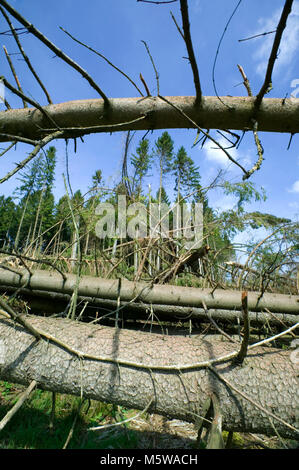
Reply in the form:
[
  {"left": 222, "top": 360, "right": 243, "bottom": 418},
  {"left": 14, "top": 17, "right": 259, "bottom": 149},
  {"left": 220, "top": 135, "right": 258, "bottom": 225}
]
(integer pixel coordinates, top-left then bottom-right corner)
[
  {"left": 0, "top": 314, "right": 298, "bottom": 439},
  {"left": 0, "top": 96, "right": 299, "bottom": 143},
  {"left": 0, "top": 268, "right": 298, "bottom": 314},
  {"left": 1, "top": 285, "right": 298, "bottom": 326}
]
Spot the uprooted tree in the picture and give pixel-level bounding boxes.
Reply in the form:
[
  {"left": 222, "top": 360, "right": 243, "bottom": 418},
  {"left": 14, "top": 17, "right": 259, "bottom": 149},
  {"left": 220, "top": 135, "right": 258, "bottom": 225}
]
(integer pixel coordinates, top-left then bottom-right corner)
[{"left": 0, "top": 0, "right": 298, "bottom": 447}]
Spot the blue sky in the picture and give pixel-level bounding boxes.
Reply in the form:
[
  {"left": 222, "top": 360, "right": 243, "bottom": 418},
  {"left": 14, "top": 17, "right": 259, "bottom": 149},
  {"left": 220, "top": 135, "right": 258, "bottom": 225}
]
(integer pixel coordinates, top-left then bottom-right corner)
[{"left": 0, "top": 0, "right": 298, "bottom": 231}]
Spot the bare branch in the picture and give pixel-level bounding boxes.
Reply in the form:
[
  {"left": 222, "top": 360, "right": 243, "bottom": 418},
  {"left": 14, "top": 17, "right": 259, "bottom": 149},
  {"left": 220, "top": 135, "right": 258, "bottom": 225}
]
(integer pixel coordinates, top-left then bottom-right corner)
[
  {"left": 170, "top": 11, "right": 184, "bottom": 40},
  {"left": 3, "top": 45, "right": 27, "bottom": 107},
  {"left": 212, "top": 0, "right": 243, "bottom": 107},
  {"left": 179, "top": 0, "right": 202, "bottom": 103},
  {"left": 0, "top": 130, "right": 63, "bottom": 184},
  {"left": 0, "top": 5, "right": 52, "bottom": 104},
  {"left": 239, "top": 30, "right": 276, "bottom": 42},
  {"left": 60, "top": 26, "right": 144, "bottom": 98},
  {"left": 0, "top": 0, "right": 109, "bottom": 104},
  {"left": 0, "top": 133, "right": 38, "bottom": 145},
  {"left": 0, "top": 77, "right": 60, "bottom": 130},
  {"left": 158, "top": 94, "right": 250, "bottom": 177},
  {"left": 0, "top": 380, "right": 37, "bottom": 432},
  {"left": 237, "top": 64, "right": 264, "bottom": 179},
  {"left": 0, "top": 141, "right": 15, "bottom": 156},
  {"left": 255, "top": 0, "right": 294, "bottom": 108},
  {"left": 141, "top": 40, "right": 160, "bottom": 95},
  {"left": 139, "top": 73, "right": 151, "bottom": 97}
]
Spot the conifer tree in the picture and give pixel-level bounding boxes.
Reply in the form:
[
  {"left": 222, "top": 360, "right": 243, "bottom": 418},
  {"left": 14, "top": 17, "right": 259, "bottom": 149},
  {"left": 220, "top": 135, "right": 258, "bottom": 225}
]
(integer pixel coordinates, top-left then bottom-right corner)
[{"left": 130, "top": 138, "right": 151, "bottom": 200}]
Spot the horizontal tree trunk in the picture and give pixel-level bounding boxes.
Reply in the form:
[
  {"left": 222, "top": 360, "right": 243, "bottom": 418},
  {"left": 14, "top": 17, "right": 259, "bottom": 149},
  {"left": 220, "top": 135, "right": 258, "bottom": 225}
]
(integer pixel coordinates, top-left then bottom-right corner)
[
  {"left": 0, "top": 268, "right": 298, "bottom": 314},
  {"left": 0, "top": 315, "right": 298, "bottom": 438},
  {"left": 0, "top": 95, "right": 298, "bottom": 142},
  {"left": 1, "top": 285, "right": 298, "bottom": 326}
]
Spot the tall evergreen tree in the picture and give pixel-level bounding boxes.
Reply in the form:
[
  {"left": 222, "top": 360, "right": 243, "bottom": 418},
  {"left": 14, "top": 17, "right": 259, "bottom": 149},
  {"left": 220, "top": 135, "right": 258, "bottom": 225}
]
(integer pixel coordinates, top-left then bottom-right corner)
[
  {"left": 130, "top": 138, "right": 151, "bottom": 199},
  {"left": 13, "top": 146, "right": 57, "bottom": 249},
  {"left": 0, "top": 196, "right": 17, "bottom": 246},
  {"left": 173, "top": 146, "right": 201, "bottom": 203},
  {"left": 153, "top": 132, "right": 174, "bottom": 207}
]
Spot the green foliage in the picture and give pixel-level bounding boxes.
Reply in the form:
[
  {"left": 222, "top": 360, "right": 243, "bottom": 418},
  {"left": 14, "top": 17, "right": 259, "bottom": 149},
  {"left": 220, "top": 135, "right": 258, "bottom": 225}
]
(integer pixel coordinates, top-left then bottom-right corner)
[
  {"left": 223, "top": 181, "right": 266, "bottom": 210},
  {"left": 173, "top": 146, "right": 201, "bottom": 202},
  {"left": 131, "top": 138, "right": 151, "bottom": 198},
  {"left": 0, "top": 382, "right": 139, "bottom": 449},
  {"left": 243, "top": 211, "right": 291, "bottom": 229},
  {"left": 6, "top": 146, "right": 58, "bottom": 248},
  {"left": 153, "top": 131, "right": 174, "bottom": 204},
  {"left": 0, "top": 196, "right": 17, "bottom": 243}
]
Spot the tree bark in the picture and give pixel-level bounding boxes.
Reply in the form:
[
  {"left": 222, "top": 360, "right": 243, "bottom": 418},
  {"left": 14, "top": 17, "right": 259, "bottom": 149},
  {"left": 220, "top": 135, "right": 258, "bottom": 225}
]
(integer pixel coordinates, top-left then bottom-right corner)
[
  {"left": 0, "top": 268, "right": 298, "bottom": 314},
  {"left": 0, "top": 315, "right": 298, "bottom": 438},
  {"left": 1, "top": 285, "right": 298, "bottom": 326},
  {"left": 0, "top": 96, "right": 298, "bottom": 142}
]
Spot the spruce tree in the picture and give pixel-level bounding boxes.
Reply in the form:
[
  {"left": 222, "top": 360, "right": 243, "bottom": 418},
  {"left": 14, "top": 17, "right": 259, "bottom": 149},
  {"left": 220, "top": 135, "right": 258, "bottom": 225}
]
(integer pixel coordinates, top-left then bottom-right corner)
[
  {"left": 130, "top": 138, "right": 151, "bottom": 200},
  {"left": 13, "top": 146, "right": 57, "bottom": 249}
]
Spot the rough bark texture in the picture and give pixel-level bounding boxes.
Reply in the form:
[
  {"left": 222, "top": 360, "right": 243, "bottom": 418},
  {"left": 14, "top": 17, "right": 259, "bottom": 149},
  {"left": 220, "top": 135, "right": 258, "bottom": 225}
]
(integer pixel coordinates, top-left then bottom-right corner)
[
  {"left": 0, "top": 315, "right": 298, "bottom": 439},
  {"left": 1, "top": 268, "right": 298, "bottom": 314},
  {"left": 0, "top": 95, "right": 298, "bottom": 142}
]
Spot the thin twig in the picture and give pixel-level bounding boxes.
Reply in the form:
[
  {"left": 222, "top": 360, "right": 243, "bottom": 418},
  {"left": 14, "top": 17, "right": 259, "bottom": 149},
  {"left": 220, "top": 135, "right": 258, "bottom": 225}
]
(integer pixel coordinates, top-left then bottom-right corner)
[
  {"left": 3, "top": 45, "right": 27, "bottom": 107},
  {"left": 0, "top": 380, "right": 37, "bottom": 431},
  {"left": 170, "top": 11, "right": 184, "bottom": 40},
  {"left": 141, "top": 40, "right": 160, "bottom": 95},
  {"left": 237, "top": 64, "right": 264, "bottom": 179},
  {"left": 239, "top": 30, "right": 276, "bottom": 42},
  {"left": 139, "top": 72, "right": 151, "bottom": 97},
  {"left": 0, "top": 248, "right": 67, "bottom": 281},
  {"left": 38, "top": 115, "right": 147, "bottom": 136},
  {"left": 0, "top": 133, "right": 38, "bottom": 145},
  {"left": 0, "top": 296, "right": 41, "bottom": 339},
  {"left": 202, "top": 299, "right": 238, "bottom": 344},
  {"left": 88, "top": 398, "right": 154, "bottom": 431},
  {"left": 208, "top": 365, "right": 298, "bottom": 434},
  {"left": 0, "top": 0, "right": 109, "bottom": 104},
  {"left": 0, "top": 141, "right": 15, "bottom": 157},
  {"left": 0, "top": 130, "right": 63, "bottom": 184},
  {"left": 0, "top": 5, "right": 52, "bottom": 104},
  {"left": 0, "top": 77, "right": 60, "bottom": 129},
  {"left": 62, "top": 399, "right": 84, "bottom": 449},
  {"left": 60, "top": 26, "right": 144, "bottom": 97},
  {"left": 244, "top": 119, "right": 264, "bottom": 180},
  {"left": 237, "top": 64, "right": 252, "bottom": 96},
  {"left": 212, "top": 0, "right": 243, "bottom": 107},
  {"left": 158, "top": 94, "right": 249, "bottom": 176}
]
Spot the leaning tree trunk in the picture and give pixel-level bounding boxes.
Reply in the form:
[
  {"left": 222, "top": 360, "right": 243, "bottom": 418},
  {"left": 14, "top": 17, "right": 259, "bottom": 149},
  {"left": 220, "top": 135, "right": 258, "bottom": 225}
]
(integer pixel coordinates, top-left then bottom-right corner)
[{"left": 0, "top": 315, "right": 298, "bottom": 439}]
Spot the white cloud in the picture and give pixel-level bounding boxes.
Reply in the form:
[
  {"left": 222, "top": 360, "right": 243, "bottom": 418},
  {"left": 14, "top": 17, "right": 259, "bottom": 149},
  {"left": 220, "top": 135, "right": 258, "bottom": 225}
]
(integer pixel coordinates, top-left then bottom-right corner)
[
  {"left": 288, "top": 180, "right": 299, "bottom": 193},
  {"left": 203, "top": 135, "right": 252, "bottom": 171},
  {"left": 212, "top": 194, "right": 236, "bottom": 212},
  {"left": 252, "top": 1, "right": 299, "bottom": 77}
]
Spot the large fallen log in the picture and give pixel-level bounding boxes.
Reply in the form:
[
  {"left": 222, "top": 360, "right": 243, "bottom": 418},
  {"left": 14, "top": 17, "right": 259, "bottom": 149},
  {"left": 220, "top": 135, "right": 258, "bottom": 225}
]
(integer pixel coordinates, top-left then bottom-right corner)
[
  {"left": 0, "top": 268, "right": 298, "bottom": 314},
  {"left": 0, "top": 314, "right": 298, "bottom": 439},
  {"left": 1, "top": 285, "right": 298, "bottom": 326},
  {"left": 0, "top": 96, "right": 299, "bottom": 143}
]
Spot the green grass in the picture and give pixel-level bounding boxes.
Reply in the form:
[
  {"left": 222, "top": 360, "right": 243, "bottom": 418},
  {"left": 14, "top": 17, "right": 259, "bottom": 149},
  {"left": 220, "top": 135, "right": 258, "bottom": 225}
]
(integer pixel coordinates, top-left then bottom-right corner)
[{"left": 0, "top": 381, "right": 138, "bottom": 449}]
